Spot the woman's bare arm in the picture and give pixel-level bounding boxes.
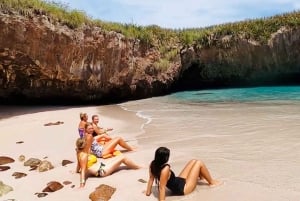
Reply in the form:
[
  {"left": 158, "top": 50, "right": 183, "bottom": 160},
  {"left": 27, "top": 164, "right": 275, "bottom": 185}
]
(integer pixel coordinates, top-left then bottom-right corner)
[
  {"left": 146, "top": 168, "right": 154, "bottom": 196},
  {"left": 158, "top": 166, "right": 170, "bottom": 201}
]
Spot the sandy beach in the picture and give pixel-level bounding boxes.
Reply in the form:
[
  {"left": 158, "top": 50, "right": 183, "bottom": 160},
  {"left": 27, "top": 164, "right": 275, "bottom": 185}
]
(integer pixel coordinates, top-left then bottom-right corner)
[
  {"left": 0, "top": 105, "right": 153, "bottom": 201},
  {"left": 1, "top": 100, "right": 300, "bottom": 201}
]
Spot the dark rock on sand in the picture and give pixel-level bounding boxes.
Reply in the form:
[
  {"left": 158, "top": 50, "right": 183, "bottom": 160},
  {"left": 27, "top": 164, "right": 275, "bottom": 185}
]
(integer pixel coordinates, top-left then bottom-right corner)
[
  {"left": 16, "top": 141, "right": 24, "bottom": 144},
  {"left": 42, "top": 181, "right": 63, "bottom": 192},
  {"left": 44, "top": 121, "right": 64, "bottom": 126},
  {"left": 35, "top": 192, "right": 48, "bottom": 197},
  {"left": 0, "top": 181, "right": 13, "bottom": 196},
  {"left": 24, "top": 158, "right": 41, "bottom": 167},
  {"left": 62, "top": 160, "right": 73, "bottom": 166},
  {"left": 38, "top": 160, "right": 54, "bottom": 172},
  {"left": 89, "top": 184, "right": 116, "bottom": 201},
  {"left": 138, "top": 178, "right": 147, "bottom": 183},
  {"left": 0, "top": 156, "right": 15, "bottom": 165},
  {"left": 0, "top": 166, "right": 10, "bottom": 171},
  {"left": 62, "top": 181, "right": 72, "bottom": 185},
  {"left": 12, "top": 172, "right": 27, "bottom": 179}
]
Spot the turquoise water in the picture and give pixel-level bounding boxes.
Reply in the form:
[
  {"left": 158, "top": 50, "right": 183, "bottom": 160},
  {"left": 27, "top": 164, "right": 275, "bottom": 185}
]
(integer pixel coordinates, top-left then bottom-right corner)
[{"left": 170, "top": 86, "right": 300, "bottom": 103}]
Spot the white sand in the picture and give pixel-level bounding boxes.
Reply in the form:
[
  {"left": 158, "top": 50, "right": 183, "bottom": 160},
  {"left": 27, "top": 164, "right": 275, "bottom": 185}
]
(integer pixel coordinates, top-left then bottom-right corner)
[
  {"left": 2, "top": 104, "right": 299, "bottom": 201},
  {"left": 0, "top": 106, "right": 154, "bottom": 201}
]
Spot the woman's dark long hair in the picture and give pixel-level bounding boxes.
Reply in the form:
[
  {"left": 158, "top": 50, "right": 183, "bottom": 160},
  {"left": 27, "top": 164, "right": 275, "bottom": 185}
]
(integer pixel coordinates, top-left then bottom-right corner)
[{"left": 150, "top": 147, "right": 170, "bottom": 184}]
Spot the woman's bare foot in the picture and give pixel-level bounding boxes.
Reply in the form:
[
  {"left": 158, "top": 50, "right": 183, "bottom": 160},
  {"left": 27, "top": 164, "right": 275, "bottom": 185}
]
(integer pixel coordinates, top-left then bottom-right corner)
[
  {"left": 209, "top": 180, "right": 223, "bottom": 187},
  {"left": 129, "top": 146, "right": 138, "bottom": 152}
]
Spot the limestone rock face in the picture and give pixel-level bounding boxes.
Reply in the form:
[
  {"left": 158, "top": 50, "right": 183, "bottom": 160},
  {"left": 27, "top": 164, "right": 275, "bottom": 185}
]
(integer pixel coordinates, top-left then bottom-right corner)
[
  {"left": 1, "top": 9, "right": 299, "bottom": 104},
  {"left": 0, "top": 10, "right": 180, "bottom": 104},
  {"left": 179, "top": 27, "right": 300, "bottom": 88}
]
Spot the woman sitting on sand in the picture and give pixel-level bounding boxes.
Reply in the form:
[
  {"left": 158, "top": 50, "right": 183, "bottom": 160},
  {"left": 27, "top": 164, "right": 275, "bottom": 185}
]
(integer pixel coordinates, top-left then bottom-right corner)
[
  {"left": 76, "top": 137, "right": 140, "bottom": 187},
  {"left": 145, "top": 147, "right": 222, "bottom": 200},
  {"left": 78, "top": 113, "right": 88, "bottom": 138},
  {"left": 84, "top": 122, "right": 136, "bottom": 158}
]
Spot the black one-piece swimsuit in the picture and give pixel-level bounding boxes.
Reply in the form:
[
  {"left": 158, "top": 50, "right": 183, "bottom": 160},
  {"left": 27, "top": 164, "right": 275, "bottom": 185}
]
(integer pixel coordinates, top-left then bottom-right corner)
[{"left": 165, "top": 165, "right": 186, "bottom": 195}]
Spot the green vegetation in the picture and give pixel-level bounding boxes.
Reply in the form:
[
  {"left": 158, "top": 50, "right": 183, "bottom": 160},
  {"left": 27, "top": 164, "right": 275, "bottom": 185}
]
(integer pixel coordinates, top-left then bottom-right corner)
[
  {"left": 1, "top": 0, "right": 300, "bottom": 71},
  {"left": 0, "top": 0, "right": 91, "bottom": 28},
  {"left": 2, "top": 0, "right": 300, "bottom": 45}
]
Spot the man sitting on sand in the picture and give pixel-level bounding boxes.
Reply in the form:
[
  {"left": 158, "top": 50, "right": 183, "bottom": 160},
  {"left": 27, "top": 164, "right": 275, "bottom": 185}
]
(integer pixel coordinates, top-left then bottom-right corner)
[{"left": 91, "top": 115, "right": 113, "bottom": 144}]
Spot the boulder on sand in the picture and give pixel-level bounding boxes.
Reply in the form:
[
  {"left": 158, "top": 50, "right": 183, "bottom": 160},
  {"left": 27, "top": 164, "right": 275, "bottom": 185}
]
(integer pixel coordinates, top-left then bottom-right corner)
[
  {"left": 89, "top": 184, "right": 116, "bottom": 201},
  {"left": 24, "top": 158, "right": 41, "bottom": 167},
  {"left": 42, "top": 181, "right": 63, "bottom": 192},
  {"left": 0, "top": 156, "right": 15, "bottom": 165},
  {"left": 0, "top": 181, "right": 13, "bottom": 197},
  {"left": 38, "top": 160, "right": 54, "bottom": 172}
]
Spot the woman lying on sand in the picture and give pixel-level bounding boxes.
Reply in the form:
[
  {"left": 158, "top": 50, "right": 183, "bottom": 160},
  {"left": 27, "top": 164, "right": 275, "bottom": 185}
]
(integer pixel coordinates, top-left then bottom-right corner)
[
  {"left": 84, "top": 122, "right": 136, "bottom": 158},
  {"left": 145, "top": 147, "right": 222, "bottom": 200},
  {"left": 76, "top": 137, "right": 140, "bottom": 188}
]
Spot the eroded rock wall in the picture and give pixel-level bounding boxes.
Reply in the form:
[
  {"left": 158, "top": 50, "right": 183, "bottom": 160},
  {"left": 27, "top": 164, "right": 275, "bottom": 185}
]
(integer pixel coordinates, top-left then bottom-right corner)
[
  {"left": 179, "top": 27, "right": 300, "bottom": 88},
  {"left": 1, "top": 9, "right": 300, "bottom": 105},
  {"left": 0, "top": 11, "right": 180, "bottom": 104}
]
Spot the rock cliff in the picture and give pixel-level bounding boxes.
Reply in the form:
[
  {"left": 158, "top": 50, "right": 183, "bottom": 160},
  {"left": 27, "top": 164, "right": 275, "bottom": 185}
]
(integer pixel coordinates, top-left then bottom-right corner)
[
  {"left": 0, "top": 10, "right": 180, "bottom": 104},
  {"left": 177, "top": 27, "right": 300, "bottom": 89},
  {"left": 0, "top": 8, "right": 299, "bottom": 104}
]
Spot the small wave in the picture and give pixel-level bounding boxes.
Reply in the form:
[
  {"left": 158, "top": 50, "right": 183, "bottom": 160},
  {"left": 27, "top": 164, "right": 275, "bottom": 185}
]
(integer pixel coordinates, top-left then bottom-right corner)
[{"left": 118, "top": 104, "right": 152, "bottom": 130}]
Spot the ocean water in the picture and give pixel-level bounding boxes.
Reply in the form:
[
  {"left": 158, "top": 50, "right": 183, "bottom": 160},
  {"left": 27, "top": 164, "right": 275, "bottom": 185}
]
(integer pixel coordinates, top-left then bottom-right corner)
[{"left": 120, "top": 86, "right": 300, "bottom": 201}]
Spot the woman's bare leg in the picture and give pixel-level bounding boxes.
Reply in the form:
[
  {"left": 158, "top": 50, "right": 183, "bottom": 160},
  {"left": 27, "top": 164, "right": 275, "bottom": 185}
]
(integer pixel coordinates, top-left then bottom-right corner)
[
  {"left": 89, "top": 155, "right": 140, "bottom": 176},
  {"left": 179, "top": 159, "right": 199, "bottom": 194},
  {"left": 102, "top": 155, "right": 125, "bottom": 176},
  {"left": 183, "top": 160, "right": 222, "bottom": 195},
  {"left": 178, "top": 159, "right": 197, "bottom": 179},
  {"left": 102, "top": 137, "right": 135, "bottom": 155},
  {"left": 122, "top": 156, "right": 141, "bottom": 169}
]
